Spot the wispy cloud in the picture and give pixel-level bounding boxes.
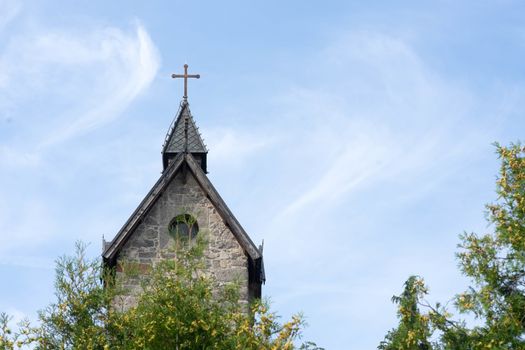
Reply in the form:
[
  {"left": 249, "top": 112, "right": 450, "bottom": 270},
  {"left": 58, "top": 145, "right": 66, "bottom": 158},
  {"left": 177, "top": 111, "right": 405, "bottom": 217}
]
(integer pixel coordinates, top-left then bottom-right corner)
[
  {"left": 280, "top": 121, "right": 393, "bottom": 217},
  {"left": 272, "top": 31, "right": 482, "bottom": 220},
  {"left": 0, "top": 20, "right": 160, "bottom": 153},
  {"left": 247, "top": 30, "right": 517, "bottom": 348},
  {"left": 0, "top": 13, "right": 161, "bottom": 255},
  {"left": 0, "top": 145, "right": 40, "bottom": 168},
  {"left": 206, "top": 127, "right": 273, "bottom": 168},
  {"left": 0, "top": 0, "right": 20, "bottom": 33},
  {"left": 35, "top": 25, "right": 160, "bottom": 148}
]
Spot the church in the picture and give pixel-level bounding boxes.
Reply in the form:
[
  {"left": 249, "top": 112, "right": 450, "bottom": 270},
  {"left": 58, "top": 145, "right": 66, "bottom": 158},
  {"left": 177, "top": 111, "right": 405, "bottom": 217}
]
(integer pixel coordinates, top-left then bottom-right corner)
[{"left": 102, "top": 64, "right": 265, "bottom": 308}]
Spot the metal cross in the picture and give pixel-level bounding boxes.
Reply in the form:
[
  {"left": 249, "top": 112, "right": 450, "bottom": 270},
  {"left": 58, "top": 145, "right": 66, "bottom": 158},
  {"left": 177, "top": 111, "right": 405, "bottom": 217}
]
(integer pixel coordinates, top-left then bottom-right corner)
[{"left": 171, "top": 64, "right": 200, "bottom": 100}]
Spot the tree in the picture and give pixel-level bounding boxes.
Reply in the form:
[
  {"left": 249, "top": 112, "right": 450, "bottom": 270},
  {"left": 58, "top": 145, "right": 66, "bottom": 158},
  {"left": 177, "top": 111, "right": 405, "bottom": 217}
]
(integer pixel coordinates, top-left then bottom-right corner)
[
  {"left": 379, "top": 142, "right": 525, "bottom": 349},
  {"left": 378, "top": 276, "right": 435, "bottom": 350},
  {"left": 2, "top": 238, "right": 322, "bottom": 349},
  {"left": 36, "top": 242, "right": 117, "bottom": 349}
]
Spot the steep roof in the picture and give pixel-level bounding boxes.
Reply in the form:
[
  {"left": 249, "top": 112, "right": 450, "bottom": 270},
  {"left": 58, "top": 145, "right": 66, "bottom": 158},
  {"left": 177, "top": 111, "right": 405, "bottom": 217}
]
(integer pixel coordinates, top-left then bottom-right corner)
[
  {"left": 162, "top": 100, "right": 207, "bottom": 155},
  {"left": 102, "top": 153, "right": 263, "bottom": 265}
]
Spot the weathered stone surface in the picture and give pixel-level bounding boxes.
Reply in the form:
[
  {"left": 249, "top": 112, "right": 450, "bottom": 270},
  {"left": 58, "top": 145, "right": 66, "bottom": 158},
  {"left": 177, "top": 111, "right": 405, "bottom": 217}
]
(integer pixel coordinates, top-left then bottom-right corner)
[{"left": 115, "top": 169, "right": 249, "bottom": 309}]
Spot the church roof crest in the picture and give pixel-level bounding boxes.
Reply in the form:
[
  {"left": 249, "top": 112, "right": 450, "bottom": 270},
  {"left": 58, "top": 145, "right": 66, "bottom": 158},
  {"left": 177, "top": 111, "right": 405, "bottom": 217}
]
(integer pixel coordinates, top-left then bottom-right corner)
[{"left": 162, "top": 101, "right": 207, "bottom": 155}]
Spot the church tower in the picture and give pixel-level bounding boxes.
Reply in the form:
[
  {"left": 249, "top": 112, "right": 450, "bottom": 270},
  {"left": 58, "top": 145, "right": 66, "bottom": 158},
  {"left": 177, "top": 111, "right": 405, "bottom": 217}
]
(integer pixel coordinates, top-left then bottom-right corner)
[{"left": 102, "top": 65, "right": 265, "bottom": 308}]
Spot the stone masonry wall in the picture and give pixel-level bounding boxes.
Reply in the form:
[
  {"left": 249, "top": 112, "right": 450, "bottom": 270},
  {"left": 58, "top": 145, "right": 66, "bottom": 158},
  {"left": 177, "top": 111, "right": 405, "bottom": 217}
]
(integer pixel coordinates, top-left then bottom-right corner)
[{"left": 114, "top": 169, "right": 249, "bottom": 310}]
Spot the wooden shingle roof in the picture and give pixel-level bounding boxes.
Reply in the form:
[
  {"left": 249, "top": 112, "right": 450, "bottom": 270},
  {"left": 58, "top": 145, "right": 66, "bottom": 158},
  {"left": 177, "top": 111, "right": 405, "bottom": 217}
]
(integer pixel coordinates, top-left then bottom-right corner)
[{"left": 162, "top": 101, "right": 207, "bottom": 155}]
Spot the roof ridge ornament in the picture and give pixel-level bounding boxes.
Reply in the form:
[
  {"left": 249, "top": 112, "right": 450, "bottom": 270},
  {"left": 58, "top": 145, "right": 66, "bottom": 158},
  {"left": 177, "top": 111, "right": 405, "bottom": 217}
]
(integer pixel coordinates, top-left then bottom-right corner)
[
  {"left": 171, "top": 64, "right": 200, "bottom": 100},
  {"left": 184, "top": 111, "right": 189, "bottom": 154}
]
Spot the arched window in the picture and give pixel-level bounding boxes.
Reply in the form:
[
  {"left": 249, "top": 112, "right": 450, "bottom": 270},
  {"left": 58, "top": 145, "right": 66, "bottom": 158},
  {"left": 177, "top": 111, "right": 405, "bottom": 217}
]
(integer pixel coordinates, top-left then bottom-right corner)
[{"left": 168, "top": 214, "right": 198, "bottom": 240}]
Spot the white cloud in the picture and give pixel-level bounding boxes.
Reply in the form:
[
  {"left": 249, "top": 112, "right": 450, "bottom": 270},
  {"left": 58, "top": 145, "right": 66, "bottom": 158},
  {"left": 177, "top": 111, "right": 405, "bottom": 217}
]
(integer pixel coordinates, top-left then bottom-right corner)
[
  {"left": 0, "top": 0, "right": 20, "bottom": 88},
  {"left": 37, "top": 24, "right": 160, "bottom": 148},
  {"left": 249, "top": 31, "right": 513, "bottom": 349},
  {"left": 0, "top": 21, "right": 160, "bottom": 150},
  {"left": 280, "top": 121, "right": 393, "bottom": 217},
  {"left": 0, "top": 0, "right": 20, "bottom": 32},
  {"left": 0, "top": 14, "right": 161, "bottom": 256},
  {"left": 0, "top": 146, "right": 40, "bottom": 168},
  {"left": 249, "top": 32, "right": 498, "bottom": 293},
  {"left": 272, "top": 31, "right": 481, "bottom": 220},
  {"left": 205, "top": 127, "right": 273, "bottom": 167}
]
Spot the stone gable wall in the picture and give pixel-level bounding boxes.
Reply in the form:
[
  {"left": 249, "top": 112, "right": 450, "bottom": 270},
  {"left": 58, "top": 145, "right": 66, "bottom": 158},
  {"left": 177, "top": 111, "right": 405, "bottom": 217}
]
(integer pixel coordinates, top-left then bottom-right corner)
[{"left": 114, "top": 170, "right": 249, "bottom": 310}]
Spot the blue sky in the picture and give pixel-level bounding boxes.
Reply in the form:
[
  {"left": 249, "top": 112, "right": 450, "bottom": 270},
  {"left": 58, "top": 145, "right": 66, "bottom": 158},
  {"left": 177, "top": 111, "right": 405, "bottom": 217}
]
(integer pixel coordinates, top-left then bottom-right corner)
[{"left": 1, "top": 1, "right": 525, "bottom": 348}]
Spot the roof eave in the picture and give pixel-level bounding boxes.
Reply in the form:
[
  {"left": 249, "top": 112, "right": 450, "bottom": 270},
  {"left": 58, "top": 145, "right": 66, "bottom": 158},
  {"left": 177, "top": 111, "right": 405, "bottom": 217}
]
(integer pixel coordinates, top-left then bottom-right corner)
[
  {"left": 102, "top": 153, "right": 186, "bottom": 261},
  {"left": 184, "top": 153, "right": 262, "bottom": 260}
]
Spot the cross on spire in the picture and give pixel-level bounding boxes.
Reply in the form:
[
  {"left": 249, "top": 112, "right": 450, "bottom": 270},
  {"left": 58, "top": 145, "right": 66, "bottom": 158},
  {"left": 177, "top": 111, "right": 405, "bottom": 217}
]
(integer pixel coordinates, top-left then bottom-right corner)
[{"left": 171, "top": 64, "right": 200, "bottom": 100}]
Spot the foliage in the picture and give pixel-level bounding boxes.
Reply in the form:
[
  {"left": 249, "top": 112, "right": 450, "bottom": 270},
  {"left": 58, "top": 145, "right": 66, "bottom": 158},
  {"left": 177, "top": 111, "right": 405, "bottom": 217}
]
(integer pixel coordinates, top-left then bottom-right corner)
[
  {"left": 378, "top": 276, "right": 435, "bottom": 350},
  {"left": 2, "top": 238, "right": 321, "bottom": 349},
  {"left": 36, "top": 242, "right": 119, "bottom": 349},
  {"left": 379, "top": 142, "right": 525, "bottom": 349},
  {"left": 0, "top": 313, "right": 33, "bottom": 350}
]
